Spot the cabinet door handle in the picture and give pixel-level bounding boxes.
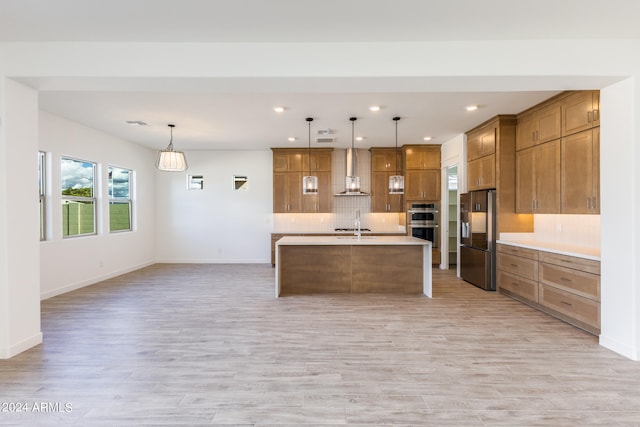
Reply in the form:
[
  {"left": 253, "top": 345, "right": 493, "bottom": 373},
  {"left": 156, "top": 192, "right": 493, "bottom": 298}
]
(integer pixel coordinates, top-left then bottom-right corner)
[
  {"left": 587, "top": 111, "right": 592, "bottom": 123},
  {"left": 593, "top": 109, "right": 599, "bottom": 122},
  {"left": 592, "top": 197, "right": 597, "bottom": 210},
  {"left": 586, "top": 198, "right": 591, "bottom": 209}
]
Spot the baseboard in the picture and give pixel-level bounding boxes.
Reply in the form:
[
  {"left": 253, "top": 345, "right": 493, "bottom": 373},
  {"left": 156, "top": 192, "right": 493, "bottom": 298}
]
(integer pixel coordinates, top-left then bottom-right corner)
[
  {"left": 599, "top": 334, "right": 640, "bottom": 361},
  {"left": 0, "top": 332, "right": 43, "bottom": 359},
  {"left": 155, "top": 259, "right": 271, "bottom": 264},
  {"left": 40, "top": 261, "right": 155, "bottom": 300}
]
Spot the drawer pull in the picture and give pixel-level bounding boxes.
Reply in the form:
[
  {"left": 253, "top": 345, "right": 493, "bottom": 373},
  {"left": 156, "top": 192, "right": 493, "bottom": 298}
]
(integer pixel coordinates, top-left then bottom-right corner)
[
  {"left": 510, "top": 263, "right": 519, "bottom": 267},
  {"left": 511, "top": 282, "right": 520, "bottom": 287},
  {"left": 560, "top": 300, "right": 573, "bottom": 307},
  {"left": 560, "top": 277, "right": 572, "bottom": 282}
]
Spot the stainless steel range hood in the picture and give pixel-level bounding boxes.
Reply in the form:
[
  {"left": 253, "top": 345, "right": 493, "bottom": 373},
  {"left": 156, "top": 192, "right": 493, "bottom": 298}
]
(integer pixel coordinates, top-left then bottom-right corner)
[{"left": 335, "top": 147, "right": 370, "bottom": 196}]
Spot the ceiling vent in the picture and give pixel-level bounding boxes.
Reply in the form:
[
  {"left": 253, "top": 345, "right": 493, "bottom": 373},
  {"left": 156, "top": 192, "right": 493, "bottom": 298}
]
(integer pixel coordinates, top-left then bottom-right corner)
[
  {"left": 316, "top": 136, "right": 336, "bottom": 143},
  {"left": 317, "top": 128, "right": 335, "bottom": 135}
]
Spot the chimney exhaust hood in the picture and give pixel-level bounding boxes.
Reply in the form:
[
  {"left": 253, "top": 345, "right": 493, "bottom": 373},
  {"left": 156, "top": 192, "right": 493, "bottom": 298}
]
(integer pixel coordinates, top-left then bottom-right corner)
[{"left": 335, "top": 147, "right": 370, "bottom": 196}]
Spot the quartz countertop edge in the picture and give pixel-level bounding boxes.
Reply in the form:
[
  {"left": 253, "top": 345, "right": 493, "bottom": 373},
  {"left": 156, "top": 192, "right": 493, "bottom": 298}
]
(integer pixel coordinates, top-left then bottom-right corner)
[
  {"left": 272, "top": 230, "right": 407, "bottom": 235},
  {"left": 276, "top": 235, "right": 431, "bottom": 246},
  {"left": 496, "top": 239, "right": 600, "bottom": 261}
]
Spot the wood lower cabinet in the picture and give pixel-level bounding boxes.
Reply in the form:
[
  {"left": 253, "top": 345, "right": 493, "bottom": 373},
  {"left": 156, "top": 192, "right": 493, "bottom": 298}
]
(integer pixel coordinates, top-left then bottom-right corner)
[
  {"left": 516, "top": 140, "right": 560, "bottom": 214},
  {"left": 561, "top": 128, "right": 600, "bottom": 214},
  {"left": 497, "top": 243, "right": 600, "bottom": 335}
]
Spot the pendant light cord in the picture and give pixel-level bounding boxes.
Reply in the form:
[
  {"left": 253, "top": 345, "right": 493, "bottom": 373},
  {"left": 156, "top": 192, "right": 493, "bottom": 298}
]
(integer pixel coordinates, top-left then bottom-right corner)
[
  {"left": 393, "top": 117, "right": 400, "bottom": 175},
  {"left": 168, "top": 124, "right": 175, "bottom": 151},
  {"left": 306, "top": 117, "right": 313, "bottom": 175}
]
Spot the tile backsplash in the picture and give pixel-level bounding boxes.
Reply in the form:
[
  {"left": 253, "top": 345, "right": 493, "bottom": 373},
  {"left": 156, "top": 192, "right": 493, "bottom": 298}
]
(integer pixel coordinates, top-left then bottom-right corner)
[{"left": 273, "top": 148, "right": 405, "bottom": 233}]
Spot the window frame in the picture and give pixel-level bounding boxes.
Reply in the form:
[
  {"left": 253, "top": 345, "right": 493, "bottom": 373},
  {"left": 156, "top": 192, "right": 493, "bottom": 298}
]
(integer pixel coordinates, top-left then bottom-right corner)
[
  {"left": 108, "top": 165, "right": 133, "bottom": 233},
  {"left": 61, "top": 156, "right": 97, "bottom": 238}
]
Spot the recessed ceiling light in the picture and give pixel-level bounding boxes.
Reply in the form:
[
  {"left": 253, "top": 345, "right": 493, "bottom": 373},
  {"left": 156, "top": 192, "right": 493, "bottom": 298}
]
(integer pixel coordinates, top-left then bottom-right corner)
[
  {"left": 273, "top": 106, "right": 285, "bottom": 113},
  {"left": 369, "top": 105, "right": 381, "bottom": 112},
  {"left": 288, "top": 137, "right": 296, "bottom": 142},
  {"left": 125, "top": 120, "right": 147, "bottom": 126},
  {"left": 423, "top": 136, "right": 432, "bottom": 141},
  {"left": 356, "top": 136, "right": 364, "bottom": 141},
  {"left": 465, "top": 105, "right": 479, "bottom": 111}
]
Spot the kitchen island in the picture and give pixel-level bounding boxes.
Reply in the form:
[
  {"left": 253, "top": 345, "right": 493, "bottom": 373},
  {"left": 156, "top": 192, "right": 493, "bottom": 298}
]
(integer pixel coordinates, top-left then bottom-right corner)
[{"left": 275, "top": 235, "right": 432, "bottom": 297}]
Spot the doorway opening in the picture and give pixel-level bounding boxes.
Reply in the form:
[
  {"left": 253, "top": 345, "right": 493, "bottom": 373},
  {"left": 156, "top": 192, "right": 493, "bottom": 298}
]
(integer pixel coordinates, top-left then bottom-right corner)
[{"left": 447, "top": 165, "right": 458, "bottom": 268}]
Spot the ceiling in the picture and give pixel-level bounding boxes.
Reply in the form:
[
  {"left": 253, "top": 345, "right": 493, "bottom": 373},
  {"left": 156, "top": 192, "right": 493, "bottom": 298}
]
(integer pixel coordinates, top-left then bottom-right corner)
[{"left": 3, "top": 0, "right": 638, "bottom": 151}]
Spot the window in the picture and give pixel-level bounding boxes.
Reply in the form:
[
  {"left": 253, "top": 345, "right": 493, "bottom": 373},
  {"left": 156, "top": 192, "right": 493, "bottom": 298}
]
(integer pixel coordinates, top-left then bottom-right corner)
[
  {"left": 38, "top": 151, "right": 46, "bottom": 241},
  {"left": 108, "top": 166, "right": 132, "bottom": 232},
  {"left": 61, "top": 157, "right": 97, "bottom": 237}
]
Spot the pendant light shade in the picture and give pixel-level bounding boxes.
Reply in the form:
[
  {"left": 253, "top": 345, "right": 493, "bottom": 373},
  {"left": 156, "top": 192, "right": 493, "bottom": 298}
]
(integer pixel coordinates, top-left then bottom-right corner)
[
  {"left": 302, "top": 117, "right": 319, "bottom": 195},
  {"left": 156, "top": 124, "right": 188, "bottom": 172},
  {"left": 346, "top": 117, "right": 361, "bottom": 194},
  {"left": 389, "top": 116, "right": 405, "bottom": 194}
]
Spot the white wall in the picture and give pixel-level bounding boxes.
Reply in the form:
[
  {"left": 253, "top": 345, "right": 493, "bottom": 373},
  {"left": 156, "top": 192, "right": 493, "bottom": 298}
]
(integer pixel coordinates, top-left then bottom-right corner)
[
  {"left": 599, "top": 78, "right": 639, "bottom": 360},
  {"left": 154, "top": 150, "right": 273, "bottom": 263},
  {"left": 0, "top": 79, "right": 42, "bottom": 358},
  {"left": 39, "top": 112, "right": 157, "bottom": 299}
]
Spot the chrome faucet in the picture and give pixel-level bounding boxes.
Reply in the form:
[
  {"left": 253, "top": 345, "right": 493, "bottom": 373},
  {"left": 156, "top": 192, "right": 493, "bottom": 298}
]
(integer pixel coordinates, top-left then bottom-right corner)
[{"left": 354, "top": 209, "right": 361, "bottom": 238}]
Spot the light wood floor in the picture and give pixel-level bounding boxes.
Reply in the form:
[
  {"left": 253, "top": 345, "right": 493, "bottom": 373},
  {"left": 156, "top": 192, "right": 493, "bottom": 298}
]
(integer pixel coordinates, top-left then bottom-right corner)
[{"left": 1, "top": 264, "right": 640, "bottom": 426}]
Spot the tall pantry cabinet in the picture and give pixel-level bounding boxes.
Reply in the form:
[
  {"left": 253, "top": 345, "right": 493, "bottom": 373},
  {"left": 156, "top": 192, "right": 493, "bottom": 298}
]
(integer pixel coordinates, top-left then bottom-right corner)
[
  {"left": 515, "top": 91, "right": 600, "bottom": 215},
  {"left": 465, "top": 115, "right": 532, "bottom": 234}
]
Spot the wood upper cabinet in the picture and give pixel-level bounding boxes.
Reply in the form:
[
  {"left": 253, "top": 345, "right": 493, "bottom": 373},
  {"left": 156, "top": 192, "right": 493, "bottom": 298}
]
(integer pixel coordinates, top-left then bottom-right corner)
[
  {"left": 404, "top": 146, "right": 440, "bottom": 170},
  {"left": 370, "top": 148, "right": 404, "bottom": 212},
  {"left": 405, "top": 169, "right": 440, "bottom": 201},
  {"left": 273, "top": 149, "right": 304, "bottom": 172},
  {"left": 467, "top": 123, "right": 496, "bottom": 161},
  {"left": 467, "top": 154, "right": 496, "bottom": 191},
  {"left": 561, "top": 128, "right": 600, "bottom": 214},
  {"left": 302, "top": 149, "right": 333, "bottom": 172},
  {"left": 561, "top": 90, "right": 600, "bottom": 137},
  {"left": 516, "top": 103, "right": 561, "bottom": 151},
  {"left": 516, "top": 140, "right": 561, "bottom": 214},
  {"left": 403, "top": 145, "right": 441, "bottom": 202},
  {"left": 301, "top": 171, "right": 332, "bottom": 213},
  {"left": 371, "top": 148, "right": 403, "bottom": 172},
  {"left": 273, "top": 172, "right": 302, "bottom": 213},
  {"left": 272, "top": 148, "right": 333, "bottom": 213},
  {"left": 371, "top": 171, "right": 403, "bottom": 212}
]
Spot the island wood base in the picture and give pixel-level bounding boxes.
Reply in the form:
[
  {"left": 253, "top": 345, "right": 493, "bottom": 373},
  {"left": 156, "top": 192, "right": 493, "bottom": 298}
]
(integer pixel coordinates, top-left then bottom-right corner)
[{"left": 278, "top": 244, "right": 426, "bottom": 296}]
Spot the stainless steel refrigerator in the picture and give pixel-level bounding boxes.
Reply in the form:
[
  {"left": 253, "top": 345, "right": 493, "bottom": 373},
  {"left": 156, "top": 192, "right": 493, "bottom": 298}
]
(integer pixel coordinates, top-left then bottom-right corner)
[{"left": 460, "top": 190, "right": 496, "bottom": 291}]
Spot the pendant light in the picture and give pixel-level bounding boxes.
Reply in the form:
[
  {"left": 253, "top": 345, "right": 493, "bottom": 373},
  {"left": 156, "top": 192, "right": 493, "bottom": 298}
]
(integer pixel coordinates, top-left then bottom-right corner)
[
  {"left": 346, "top": 117, "right": 361, "bottom": 194},
  {"left": 302, "top": 117, "right": 318, "bottom": 195},
  {"left": 389, "top": 116, "right": 405, "bottom": 194},
  {"left": 156, "top": 124, "right": 188, "bottom": 172}
]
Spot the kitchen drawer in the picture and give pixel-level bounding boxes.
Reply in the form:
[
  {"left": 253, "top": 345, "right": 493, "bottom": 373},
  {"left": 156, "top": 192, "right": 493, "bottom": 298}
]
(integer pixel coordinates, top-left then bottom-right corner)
[
  {"left": 496, "top": 244, "right": 539, "bottom": 260},
  {"left": 539, "top": 283, "right": 600, "bottom": 330},
  {"left": 539, "top": 262, "right": 600, "bottom": 301},
  {"left": 498, "top": 270, "right": 538, "bottom": 303},
  {"left": 538, "top": 251, "right": 600, "bottom": 275},
  {"left": 496, "top": 253, "right": 538, "bottom": 281}
]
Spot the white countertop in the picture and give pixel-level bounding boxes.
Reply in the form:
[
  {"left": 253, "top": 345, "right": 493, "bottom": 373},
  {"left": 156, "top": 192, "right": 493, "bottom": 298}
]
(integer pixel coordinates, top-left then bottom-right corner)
[
  {"left": 496, "top": 239, "right": 600, "bottom": 261},
  {"left": 276, "top": 235, "right": 431, "bottom": 246}
]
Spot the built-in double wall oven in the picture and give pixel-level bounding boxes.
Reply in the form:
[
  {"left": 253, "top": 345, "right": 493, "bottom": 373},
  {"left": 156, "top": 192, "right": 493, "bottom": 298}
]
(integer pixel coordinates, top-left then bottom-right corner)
[{"left": 407, "top": 203, "right": 438, "bottom": 247}]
